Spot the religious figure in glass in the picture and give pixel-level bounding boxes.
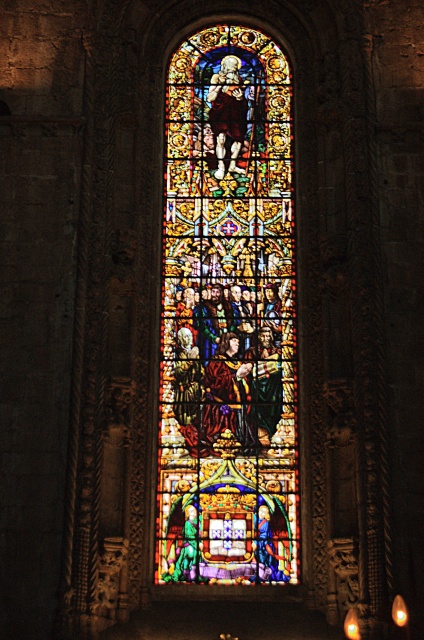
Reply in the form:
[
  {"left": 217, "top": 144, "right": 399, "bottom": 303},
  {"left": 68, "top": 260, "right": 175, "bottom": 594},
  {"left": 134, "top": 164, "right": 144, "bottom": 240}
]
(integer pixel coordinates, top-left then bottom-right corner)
[{"left": 207, "top": 55, "right": 249, "bottom": 179}]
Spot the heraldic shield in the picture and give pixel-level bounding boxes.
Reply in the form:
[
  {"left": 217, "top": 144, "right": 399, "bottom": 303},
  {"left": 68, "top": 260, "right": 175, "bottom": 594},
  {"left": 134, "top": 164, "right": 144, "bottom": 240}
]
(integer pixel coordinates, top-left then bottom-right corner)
[{"left": 160, "top": 452, "right": 294, "bottom": 584}]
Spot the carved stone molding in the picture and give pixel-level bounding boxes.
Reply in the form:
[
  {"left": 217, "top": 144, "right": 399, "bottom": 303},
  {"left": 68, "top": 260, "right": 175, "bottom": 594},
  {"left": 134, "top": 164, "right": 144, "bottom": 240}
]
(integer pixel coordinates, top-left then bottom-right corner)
[{"left": 340, "top": 10, "right": 393, "bottom": 628}]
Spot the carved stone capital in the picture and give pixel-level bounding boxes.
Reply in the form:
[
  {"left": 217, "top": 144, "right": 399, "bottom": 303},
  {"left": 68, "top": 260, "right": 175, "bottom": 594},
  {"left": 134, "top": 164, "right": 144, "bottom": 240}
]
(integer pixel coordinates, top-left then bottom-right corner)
[
  {"left": 97, "top": 537, "right": 130, "bottom": 621},
  {"left": 100, "top": 537, "right": 129, "bottom": 571},
  {"left": 328, "top": 538, "right": 359, "bottom": 608},
  {"left": 328, "top": 537, "right": 358, "bottom": 574}
]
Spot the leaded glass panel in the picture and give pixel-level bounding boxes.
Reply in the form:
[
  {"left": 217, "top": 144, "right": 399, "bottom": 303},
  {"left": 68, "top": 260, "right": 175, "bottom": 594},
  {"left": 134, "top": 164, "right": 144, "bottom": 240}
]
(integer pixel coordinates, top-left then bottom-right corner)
[{"left": 156, "top": 24, "right": 299, "bottom": 587}]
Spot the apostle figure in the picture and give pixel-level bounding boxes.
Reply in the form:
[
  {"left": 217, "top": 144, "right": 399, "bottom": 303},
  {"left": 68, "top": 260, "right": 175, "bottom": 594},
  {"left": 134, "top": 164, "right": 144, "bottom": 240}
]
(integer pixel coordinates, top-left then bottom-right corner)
[
  {"left": 193, "top": 283, "right": 240, "bottom": 361},
  {"left": 241, "top": 285, "right": 256, "bottom": 317},
  {"left": 201, "top": 332, "right": 256, "bottom": 455},
  {"left": 262, "top": 283, "right": 283, "bottom": 347},
  {"left": 174, "top": 328, "right": 204, "bottom": 435},
  {"left": 176, "top": 286, "right": 198, "bottom": 343},
  {"left": 207, "top": 55, "right": 249, "bottom": 179},
  {"left": 245, "top": 326, "right": 282, "bottom": 444},
  {"left": 230, "top": 283, "right": 254, "bottom": 354}
]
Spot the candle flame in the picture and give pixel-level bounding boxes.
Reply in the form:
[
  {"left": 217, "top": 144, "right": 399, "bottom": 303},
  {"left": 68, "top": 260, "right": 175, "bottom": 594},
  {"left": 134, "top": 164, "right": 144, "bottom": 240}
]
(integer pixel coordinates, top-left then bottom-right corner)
[
  {"left": 344, "top": 608, "right": 361, "bottom": 640},
  {"left": 392, "top": 594, "right": 408, "bottom": 627}
]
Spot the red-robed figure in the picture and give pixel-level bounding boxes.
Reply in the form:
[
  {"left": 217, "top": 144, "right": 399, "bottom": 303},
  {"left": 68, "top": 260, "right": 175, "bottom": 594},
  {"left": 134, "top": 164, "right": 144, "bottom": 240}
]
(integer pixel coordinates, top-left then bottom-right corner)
[
  {"left": 201, "top": 332, "right": 258, "bottom": 455},
  {"left": 207, "top": 55, "right": 248, "bottom": 180}
]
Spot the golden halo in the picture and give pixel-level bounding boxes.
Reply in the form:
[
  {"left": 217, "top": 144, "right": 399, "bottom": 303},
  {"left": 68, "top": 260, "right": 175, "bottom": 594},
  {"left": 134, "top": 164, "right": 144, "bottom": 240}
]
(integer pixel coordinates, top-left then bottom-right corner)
[{"left": 221, "top": 54, "right": 242, "bottom": 70}]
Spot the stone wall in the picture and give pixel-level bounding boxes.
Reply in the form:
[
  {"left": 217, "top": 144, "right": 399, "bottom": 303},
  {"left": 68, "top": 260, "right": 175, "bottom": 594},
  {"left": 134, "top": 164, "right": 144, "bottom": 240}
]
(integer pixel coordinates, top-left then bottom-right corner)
[
  {"left": 0, "top": 2, "right": 85, "bottom": 638},
  {"left": 365, "top": 0, "right": 424, "bottom": 624}
]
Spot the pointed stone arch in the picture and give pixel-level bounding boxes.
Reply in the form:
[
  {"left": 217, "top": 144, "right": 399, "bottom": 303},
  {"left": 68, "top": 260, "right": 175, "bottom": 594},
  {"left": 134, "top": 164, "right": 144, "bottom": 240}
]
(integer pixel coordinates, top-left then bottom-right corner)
[{"left": 58, "top": 2, "right": 392, "bottom": 638}]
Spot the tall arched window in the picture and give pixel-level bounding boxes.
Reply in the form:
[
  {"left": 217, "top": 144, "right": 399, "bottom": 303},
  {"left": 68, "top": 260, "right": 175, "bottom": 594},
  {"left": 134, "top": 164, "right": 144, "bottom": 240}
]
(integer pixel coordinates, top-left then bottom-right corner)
[{"left": 155, "top": 24, "right": 299, "bottom": 586}]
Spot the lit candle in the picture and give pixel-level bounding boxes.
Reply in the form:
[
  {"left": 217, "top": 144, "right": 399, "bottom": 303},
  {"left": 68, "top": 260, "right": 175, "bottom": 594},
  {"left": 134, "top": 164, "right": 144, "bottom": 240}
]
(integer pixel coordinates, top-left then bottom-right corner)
[
  {"left": 392, "top": 594, "right": 408, "bottom": 628},
  {"left": 344, "top": 608, "right": 361, "bottom": 640}
]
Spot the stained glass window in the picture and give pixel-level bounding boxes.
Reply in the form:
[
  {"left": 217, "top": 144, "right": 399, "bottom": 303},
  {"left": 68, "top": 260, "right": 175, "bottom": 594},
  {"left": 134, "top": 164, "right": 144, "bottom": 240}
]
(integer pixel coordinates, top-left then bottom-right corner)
[{"left": 155, "top": 24, "right": 299, "bottom": 586}]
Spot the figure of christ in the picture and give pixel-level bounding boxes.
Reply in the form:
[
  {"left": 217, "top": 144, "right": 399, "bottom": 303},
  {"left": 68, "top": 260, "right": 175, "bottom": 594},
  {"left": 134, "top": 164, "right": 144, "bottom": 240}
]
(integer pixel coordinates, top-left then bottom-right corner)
[
  {"left": 193, "top": 283, "right": 240, "bottom": 361},
  {"left": 201, "top": 333, "right": 258, "bottom": 456},
  {"left": 207, "top": 55, "right": 249, "bottom": 180},
  {"left": 244, "top": 326, "right": 283, "bottom": 444}
]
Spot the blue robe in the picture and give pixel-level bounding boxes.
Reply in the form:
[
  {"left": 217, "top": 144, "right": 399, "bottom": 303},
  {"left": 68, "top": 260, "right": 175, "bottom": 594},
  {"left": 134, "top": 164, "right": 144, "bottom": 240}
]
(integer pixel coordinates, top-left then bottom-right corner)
[{"left": 255, "top": 516, "right": 288, "bottom": 582}]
